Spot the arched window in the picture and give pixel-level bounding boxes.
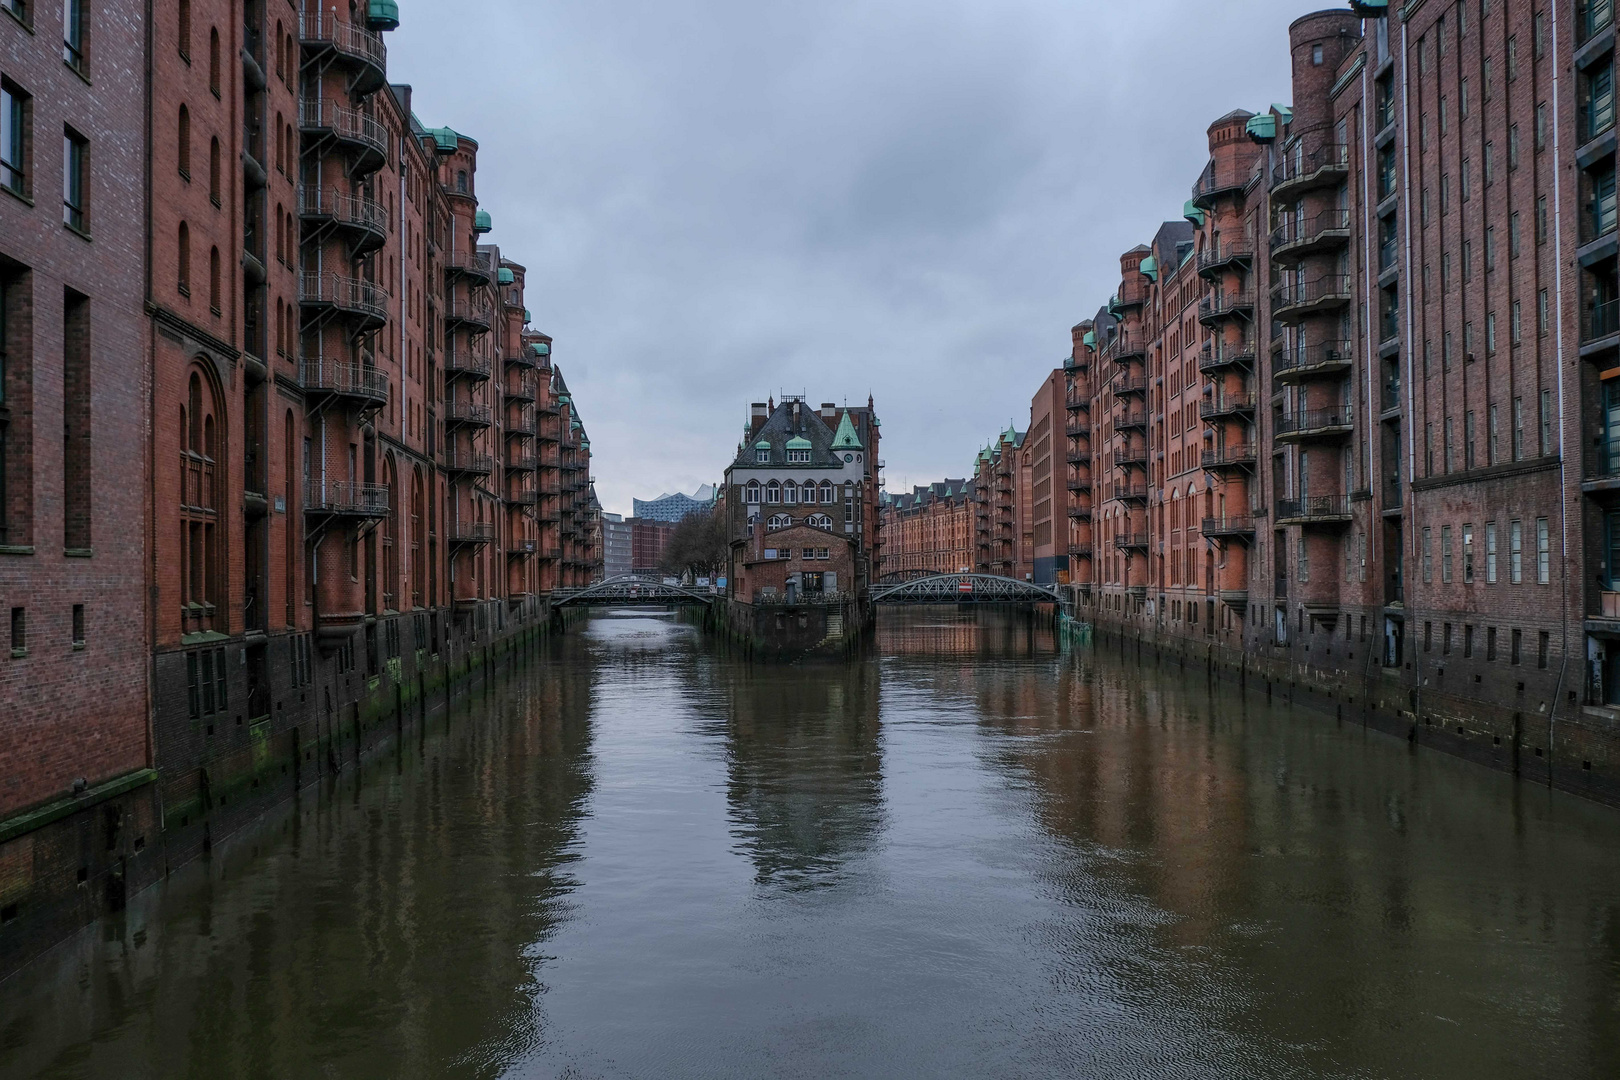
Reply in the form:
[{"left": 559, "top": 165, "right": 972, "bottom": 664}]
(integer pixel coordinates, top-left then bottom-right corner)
[
  {"left": 274, "top": 111, "right": 284, "bottom": 172},
  {"left": 383, "top": 455, "right": 399, "bottom": 610},
  {"left": 808, "top": 513, "right": 833, "bottom": 530},
  {"left": 208, "top": 27, "right": 220, "bottom": 95},
  {"left": 209, "top": 137, "right": 220, "bottom": 203},
  {"left": 274, "top": 20, "right": 285, "bottom": 81},
  {"left": 745, "top": 480, "right": 760, "bottom": 504},
  {"left": 457, "top": 169, "right": 467, "bottom": 193},
  {"left": 274, "top": 297, "right": 283, "bottom": 354},
  {"left": 181, "top": 367, "right": 222, "bottom": 632},
  {"left": 177, "top": 105, "right": 191, "bottom": 176},
  {"left": 274, "top": 208, "right": 283, "bottom": 266},
  {"left": 819, "top": 480, "right": 834, "bottom": 504},
  {"left": 765, "top": 481, "right": 781, "bottom": 505},
  {"left": 177, "top": 222, "right": 190, "bottom": 293},
  {"left": 783, "top": 480, "right": 798, "bottom": 505},
  {"left": 768, "top": 513, "right": 792, "bottom": 530},
  {"left": 178, "top": 0, "right": 191, "bottom": 58},
  {"left": 208, "top": 246, "right": 221, "bottom": 312}
]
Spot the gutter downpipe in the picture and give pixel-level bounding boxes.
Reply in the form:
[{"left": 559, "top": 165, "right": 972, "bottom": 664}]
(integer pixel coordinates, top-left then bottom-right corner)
[
  {"left": 1550, "top": 0, "right": 1574, "bottom": 782},
  {"left": 1398, "top": 16, "right": 1424, "bottom": 729}
]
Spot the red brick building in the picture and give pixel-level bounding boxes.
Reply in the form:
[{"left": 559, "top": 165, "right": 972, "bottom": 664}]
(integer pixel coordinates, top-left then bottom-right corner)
[
  {"left": 628, "top": 517, "right": 676, "bottom": 575},
  {"left": 878, "top": 480, "right": 975, "bottom": 578},
  {"left": 0, "top": 0, "right": 156, "bottom": 966},
  {"left": 2, "top": 0, "right": 601, "bottom": 975}
]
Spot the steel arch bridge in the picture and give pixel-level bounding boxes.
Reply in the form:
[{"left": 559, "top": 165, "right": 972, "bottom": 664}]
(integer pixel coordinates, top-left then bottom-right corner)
[
  {"left": 550, "top": 575, "right": 716, "bottom": 608},
  {"left": 868, "top": 573, "right": 1063, "bottom": 605}
]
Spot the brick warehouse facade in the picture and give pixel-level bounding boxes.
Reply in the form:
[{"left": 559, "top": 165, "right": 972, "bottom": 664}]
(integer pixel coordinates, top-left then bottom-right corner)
[
  {"left": 877, "top": 479, "right": 975, "bottom": 579},
  {"left": 895, "top": 3, "right": 1620, "bottom": 805},
  {"left": 1, "top": 0, "right": 602, "bottom": 976}
]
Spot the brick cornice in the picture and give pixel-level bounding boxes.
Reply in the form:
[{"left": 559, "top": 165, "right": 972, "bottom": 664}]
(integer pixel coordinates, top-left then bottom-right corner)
[
  {"left": 1408, "top": 455, "right": 1560, "bottom": 494},
  {"left": 146, "top": 302, "right": 241, "bottom": 361}
]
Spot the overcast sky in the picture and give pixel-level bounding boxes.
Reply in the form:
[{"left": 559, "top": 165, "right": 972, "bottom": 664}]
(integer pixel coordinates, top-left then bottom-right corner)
[{"left": 390, "top": 0, "right": 1312, "bottom": 517}]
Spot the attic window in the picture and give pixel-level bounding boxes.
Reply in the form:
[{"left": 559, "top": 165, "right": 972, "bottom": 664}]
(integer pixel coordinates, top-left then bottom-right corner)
[
  {"left": 755, "top": 448, "right": 770, "bottom": 464},
  {"left": 787, "top": 448, "right": 810, "bottom": 463}
]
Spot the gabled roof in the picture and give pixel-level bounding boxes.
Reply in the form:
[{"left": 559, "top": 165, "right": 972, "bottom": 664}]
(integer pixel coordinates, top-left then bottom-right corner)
[
  {"left": 732, "top": 400, "right": 851, "bottom": 469},
  {"left": 830, "top": 411, "right": 863, "bottom": 451}
]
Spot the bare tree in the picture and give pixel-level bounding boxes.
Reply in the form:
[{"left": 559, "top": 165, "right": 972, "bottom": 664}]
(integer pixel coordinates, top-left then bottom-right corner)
[{"left": 659, "top": 507, "right": 728, "bottom": 581}]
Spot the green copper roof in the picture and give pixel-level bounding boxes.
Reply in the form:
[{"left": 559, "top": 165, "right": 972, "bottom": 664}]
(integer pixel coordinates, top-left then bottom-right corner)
[
  {"left": 785, "top": 435, "right": 812, "bottom": 450},
  {"left": 473, "top": 209, "right": 492, "bottom": 233},
  {"left": 1183, "top": 199, "right": 1205, "bottom": 225},
  {"left": 497, "top": 267, "right": 515, "bottom": 285},
  {"left": 830, "top": 411, "right": 863, "bottom": 451},
  {"left": 755, "top": 440, "right": 772, "bottom": 449},
  {"left": 427, "top": 127, "right": 458, "bottom": 154},
  {"left": 366, "top": 0, "right": 399, "bottom": 31},
  {"left": 1082, "top": 329, "right": 1096, "bottom": 348},
  {"left": 531, "top": 341, "right": 549, "bottom": 357},
  {"left": 523, "top": 308, "right": 531, "bottom": 323},
  {"left": 1106, "top": 295, "right": 1123, "bottom": 319},
  {"left": 1272, "top": 103, "right": 1293, "bottom": 123},
  {"left": 1246, "top": 114, "right": 1276, "bottom": 142},
  {"left": 558, "top": 393, "right": 572, "bottom": 405},
  {"left": 1139, "top": 254, "right": 1158, "bottom": 282},
  {"left": 1001, "top": 424, "right": 1017, "bottom": 445},
  {"left": 580, "top": 439, "right": 589, "bottom": 450}
]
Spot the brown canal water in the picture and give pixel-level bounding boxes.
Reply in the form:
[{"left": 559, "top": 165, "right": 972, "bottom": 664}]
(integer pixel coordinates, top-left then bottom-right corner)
[{"left": 3, "top": 608, "right": 1620, "bottom": 1079}]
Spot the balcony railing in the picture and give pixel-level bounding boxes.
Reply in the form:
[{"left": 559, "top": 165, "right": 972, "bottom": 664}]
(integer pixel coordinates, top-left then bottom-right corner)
[
  {"left": 298, "top": 99, "right": 387, "bottom": 166},
  {"left": 508, "top": 412, "right": 538, "bottom": 436},
  {"left": 1196, "top": 241, "right": 1254, "bottom": 277},
  {"left": 1584, "top": 299, "right": 1620, "bottom": 343},
  {"left": 1271, "top": 275, "right": 1352, "bottom": 319},
  {"left": 509, "top": 539, "right": 538, "bottom": 555},
  {"left": 297, "top": 186, "right": 386, "bottom": 251},
  {"left": 1270, "top": 142, "right": 1349, "bottom": 194},
  {"left": 1199, "top": 339, "right": 1256, "bottom": 373},
  {"left": 1201, "top": 515, "right": 1256, "bottom": 538},
  {"left": 1068, "top": 544, "right": 1093, "bottom": 558},
  {"left": 1269, "top": 208, "right": 1352, "bottom": 259},
  {"left": 445, "top": 249, "right": 495, "bottom": 283},
  {"left": 444, "top": 451, "right": 492, "bottom": 476},
  {"left": 445, "top": 400, "right": 492, "bottom": 428},
  {"left": 445, "top": 298, "right": 493, "bottom": 332},
  {"left": 1104, "top": 333, "right": 1147, "bottom": 361},
  {"left": 1117, "top": 410, "right": 1148, "bottom": 429},
  {"left": 448, "top": 521, "right": 497, "bottom": 545},
  {"left": 1200, "top": 391, "right": 1255, "bottom": 420},
  {"left": 300, "top": 272, "right": 388, "bottom": 325},
  {"left": 1114, "top": 446, "right": 1149, "bottom": 466},
  {"left": 1275, "top": 407, "right": 1355, "bottom": 439},
  {"left": 1065, "top": 422, "right": 1091, "bottom": 438},
  {"left": 298, "top": 359, "right": 389, "bottom": 405},
  {"left": 1111, "top": 484, "right": 1149, "bottom": 503},
  {"left": 1276, "top": 495, "right": 1352, "bottom": 522},
  {"left": 507, "top": 453, "right": 537, "bottom": 471},
  {"left": 305, "top": 480, "right": 388, "bottom": 518},
  {"left": 1113, "top": 532, "right": 1151, "bottom": 550},
  {"left": 1198, "top": 291, "right": 1255, "bottom": 323},
  {"left": 1113, "top": 373, "right": 1149, "bottom": 396},
  {"left": 299, "top": 10, "right": 387, "bottom": 80},
  {"left": 1191, "top": 161, "right": 1252, "bottom": 208},
  {"left": 1201, "top": 443, "right": 1257, "bottom": 469},
  {"left": 1273, "top": 340, "right": 1352, "bottom": 381},
  {"left": 443, "top": 350, "right": 491, "bottom": 379}
]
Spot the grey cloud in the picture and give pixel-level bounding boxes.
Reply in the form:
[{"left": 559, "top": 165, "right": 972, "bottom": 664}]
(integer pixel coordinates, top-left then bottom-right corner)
[{"left": 390, "top": 0, "right": 1312, "bottom": 512}]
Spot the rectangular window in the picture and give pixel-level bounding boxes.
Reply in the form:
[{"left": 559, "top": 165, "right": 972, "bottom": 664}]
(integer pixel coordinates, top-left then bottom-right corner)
[
  {"left": 62, "top": 127, "right": 86, "bottom": 232},
  {"left": 1425, "top": 423, "right": 1434, "bottom": 475},
  {"left": 1465, "top": 625, "right": 1475, "bottom": 659},
  {"left": 1512, "top": 302, "right": 1522, "bottom": 344},
  {"left": 1298, "top": 537, "right": 1309, "bottom": 582},
  {"left": 1444, "top": 417, "right": 1454, "bottom": 472},
  {"left": 1537, "top": 517, "right": 1550, "bottom": 583},
  {"left": 1535, "top": 103, "right": 1548, "bottom": 150},
  {"left": 1425, "top": 621, "right": 1433, "bottom": 652},
  {"left": 1444, "top": 622, "right": 1453, "bottom": 655},
  {"left": 1487, "top": 626, "right": 1497, "bottom": 661},
  {"left": 1540, "top": 389, "right": 1554, "bottom": 455},
  {"left": 1511, "top": 628, "right": 1522, "bottom": 664},
  {"left": 1510, "top": 520, "right": 1523, "bottom": 582},
  {"left": 1465, "top": 411, "right": 1476, "bottom": 469},
  {"left": 1486, "top": 522, "right": 1498, "bottom": 582},
  {"left": 1442, "top": 524, "right": 1453, "bottom": 583},
  {"left": 1513, "top": 397, "right": 1524, "bottom": 459},
  {"left": 1538, "top": 288, "right": 1549, "bottom": 334},
  {"left": 1489, "top": 404, "right": 1499, "bottom": 463},
  {"left": 62, "top": 288, "right": 90, "bottom": 550},
  {"left": 1539, "top": 630, "right": 1550, "bottom": 668},
  {"left": 71, "top": 603, "right": 83, "bottom": 646},
  {"left": 1463, "top": 524, "right": 1475, "bottom": 582},
  {"left": 63, "top": 0, "right": 85, "bottom": 72},
  {"left": 1423, "top": 526, "right": 1433, "bottom": 583},
  {"left": 1510, "top": 211, "right": 1521, "bottom": 255},
  {"left": 1510, "top": 124, "right": 1520, "bottom": 170},
  {"left": 0, "top": 80, "right": 25, "bottom": 196}
]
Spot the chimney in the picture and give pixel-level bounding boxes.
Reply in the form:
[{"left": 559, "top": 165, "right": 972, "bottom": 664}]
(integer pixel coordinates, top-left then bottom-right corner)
[
  {"left": 821, "top": 402, "right": 836, "bottom": 419},
  {"left": 750, "top": 402, "right": 767, "bottom": 438}
]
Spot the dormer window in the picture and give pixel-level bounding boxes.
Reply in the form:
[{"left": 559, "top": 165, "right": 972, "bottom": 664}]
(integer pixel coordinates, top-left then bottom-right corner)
[
  {"left": 786, "top": 448, "right": 810, "bottom": 463},
  {"left": 755, "top": 447, "right": 770, "bottom": 463}
]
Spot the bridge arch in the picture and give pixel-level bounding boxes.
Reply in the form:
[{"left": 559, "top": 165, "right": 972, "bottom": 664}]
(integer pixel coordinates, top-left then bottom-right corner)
[
  {"left": 551, "top": 574, "right": 715, "bottom": 608},
  {"left": 869, "top": 573, "right": 1063, "bottom": 605}
]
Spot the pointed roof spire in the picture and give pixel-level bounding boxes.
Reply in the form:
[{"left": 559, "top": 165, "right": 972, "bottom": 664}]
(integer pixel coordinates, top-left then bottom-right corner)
[{"left": 831, "top": 411, "right": 863, "bottom": 450}]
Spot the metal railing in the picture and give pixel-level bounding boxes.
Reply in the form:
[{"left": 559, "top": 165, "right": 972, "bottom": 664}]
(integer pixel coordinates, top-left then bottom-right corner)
[
  {"left": 1200, "top": 391, "right": 1255, "bottom": 419},
  {"left": 1114, "top": 446, "right": 1149, "bottom": 465},
  {"left": 1584, "top": 299, "right": 1620, "bottom": 342},
  {"left": 1269, "top": 208, "right": 1352, "bottom": 253},
  {"left": 298, "top": 359, "right": 389, "bottom": 402},
  {"left": 1113, "top": 532, "right": 1151, "bottom": 549},
  {"left": 1065, "top": 422, "right": 1091, "bottom": 438},
  {"left": 297, "top": 186, "right": 386, "bottom": 239},
  {"left": 444, "top": 451, "right": 492, "bottom": 475},
  {"left": 1201, "top": 515, "right": 1256, "bottom": 535},
  {"left": 445, "top": 400, "right": 492, "bottom": 427},
  {"left": 444, "top": 350, "right": 491, "bottom": 378},
  {"left": 1273, "top": 340, "right": 1351, "bottom": 378},
  {"left": 1113, "top": 373, "right": 1148, "bottom": 395},
  {"left": 1270, "top": 142, "right": 1349, "bottom": 190},
  {"left": 1111, "top": 484, "right": 1149, "bottom": 502},
  {"left": 1117, "top": 410, "right": 1148, "bottom": 428},
  {"left": 1276, "top": 495, "right": 1352, "bottom": 520},
  {"left": 1196, "top": 242, "right": 1254, "bottom": 274},
  {"left": 448, "top": 521, "right": 497, "bottom": 544},
  {"left": 445, "top": 250, "right": 494, "bottom": 280},
  {"left": 1201, "top": 444, "right": 1257, "bottom": 468},
  {"left": 1192, "top": 162, "right": 1252, "bottom": 205},
  {"left": 1199, "top": 339, "right": 1256, "bottom": 372},
  {"left": 1271, "top": 275, "right": 1352, "bottom": 312},
  {"left": 299, "top": 272, "right": 389, "bottom": 323},
  {"left": 1276, "top": 407, "right": 1355, "bottom": 437},
  {"left": 298, "top": 99, "right": 387, "bottom": 161},
  {"left": 445, "top": 298, "right": 492, "bottom": 330},
  {"left": 1198, "top": 291, "right": 1255, "bottom": 321},
  {"left": 305, "top": 480, "right": 389, "bottom": 517},
  {"left": 299, "top": 10, "right": 387, "bottom": 72}
]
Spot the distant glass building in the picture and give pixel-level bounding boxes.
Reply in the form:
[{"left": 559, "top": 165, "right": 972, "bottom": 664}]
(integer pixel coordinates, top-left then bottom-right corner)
[
  {"left": 632, "top": 485, "right": 717, "bottom": 523},
  {"left": 602, "top": 513, "right": 633, "bottom": 577}
]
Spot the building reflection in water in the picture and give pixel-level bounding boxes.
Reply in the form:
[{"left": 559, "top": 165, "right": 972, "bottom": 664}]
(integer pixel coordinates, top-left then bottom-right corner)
[
  {"left": 0, "top": 647, "right": 597, "bottom": 1080},
  {"left": 701, "top": 656, "right": 883, "bottom": 893}
]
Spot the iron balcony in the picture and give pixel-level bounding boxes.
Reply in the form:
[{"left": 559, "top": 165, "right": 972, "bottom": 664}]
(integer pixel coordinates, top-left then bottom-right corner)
[
  {"left": 443, "top": 451, "right": 493, "bottom": 477},
  {"left": 506, "top": 489, "right": 538, "bottom": 507},
  {"left": 1105, "top": 333, "right": 1147, "bottom": 362},
  {"left": 1275, "top": 495, "right": 1353, "bottom": 526},
  {"left": 1273, "top": 340, "right": 1352, "bottom": 382},
  {"left": 1067, "top": 504, "right": 1093, "bottom": 520},
  {"left": 447, "top": 521, "right": 497, "bottom": 546},
  {"left": 1198, "top": 339, "right": 1256, "bottom": 374},
  {"left": 444, "top": 250, "right": 495, "bottom": 285},
  {"left": 1114, "top": 446, "right": 1149, "bottom": 466},
  {"left": 506, "top": 453, "right": 537, "bottom": 472},
  {"left": 1195, "top": 242, "right": 1254, "bottom": 279},
  {"left": 1066, "top": 478, "right": 1090, "bottom": 493},
  {"left": 443, "top": 350, "right": 492, "bottom": 381},
  {"left": 299, "top": 272, "right": 389, "bottom": 330},
  {"left": 1066, "top": 450, "right": 1092, "bottom": 466},
  {"left": 1197, "top": 291, "right": 1255, "bottom": 326},
  {"left": 1270, "top": 142, "right": 1349, "bottom": 201},
  {"left": 1269, "top": 208, "right": 1352, "bottom": 263},
  {"left": 1201, "top": 443, "right": 1258, "bottom": 471},
  {"left": 304, "top": 480, "right": 388, "bottom": 519},
  {"left": 298, "top": 360, "right": 388, "bottom": 409},
  {"left": 508, "top": 539, "right": 537, "bottom": 556},
  {"left": 298, "top": 11, "right": 387, "bottom": 95},
  {"left": 508, "top": 412, "right": 539, "bottom": 436},
  {"left": 445, "top": 400, "right": 492, "bottom": 429},
  {"left": 445, "top": 298, "right": 492, "bottom": 334},
  {"left": 1113, "top": 532, "right": 1151, "bottom": 550},
  {"left": 1113, "top": 373, "right": 1149, "bottom": 396},
  {"left": 298, "top": 98, "right": 387, "bottom": 175},
  {"left": 1117, "top": 410, "right": 1148, "bottom": 430},
  {"left": 297, "top": 185, "right": 386, "bottom": 256},
  {"left": 1270, "top": 275, "right": 1352, "bottom": 323},
  {"left": 1201, "top": 515, "right": 1257, "bottom": 539},
  {"left": 506, "top": 375, "right": 536, "bottom": 402},
  {"left": 1111, "top": 484, "right": 1149, "bottom": 504},
  {"left": 1200, "top": 391, "right": 1256, "bottom": 420},
  {"left": 1065, "top": 421, "right": 1091, "bottom": 438},
  {"left": 1191, "top": 161, "right": 1251, "bottom": 209},
  {"left": 1067, "top": 544, "right": 1093, "bottom": 558},
  {"left": 1275, "top": 407, "right": 1355, "bottom": 441}
]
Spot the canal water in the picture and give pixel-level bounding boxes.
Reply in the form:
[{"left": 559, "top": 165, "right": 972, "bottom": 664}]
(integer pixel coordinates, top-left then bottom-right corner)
[{"left": 3, "top": 608, "right": 1620, "bottom": 1079}]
